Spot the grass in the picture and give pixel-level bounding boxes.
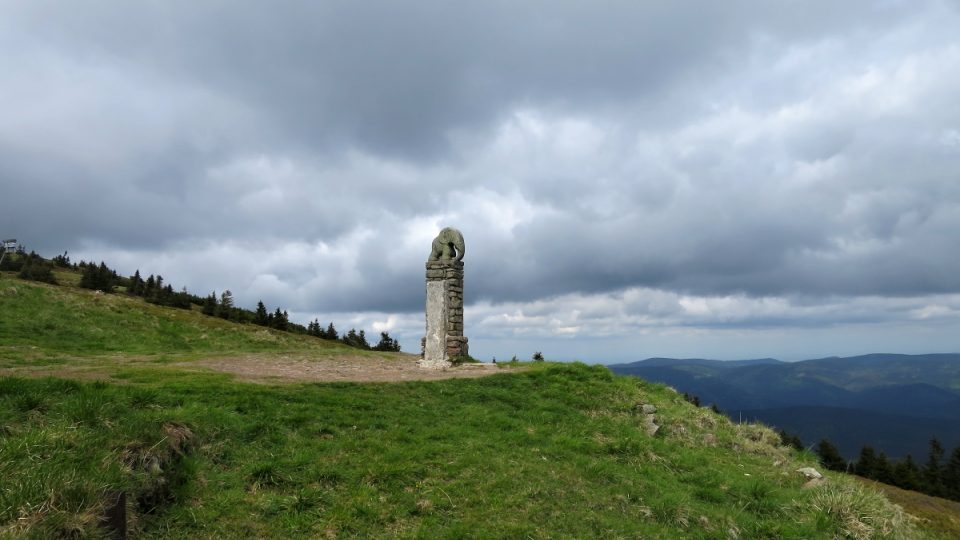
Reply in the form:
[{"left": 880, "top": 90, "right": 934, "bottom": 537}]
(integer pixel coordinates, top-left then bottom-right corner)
[
  {"left": 0, "top": 273, "right": 944, "bottom": 538},
  {"left": 857, "top": 478, "right": 960, "bottom": 540},
  {"left": 1, "top": 364, "right": 923, "bottom": 539},
  {"left": 0, "top": 274, "right": 388, "bottom": 367}
]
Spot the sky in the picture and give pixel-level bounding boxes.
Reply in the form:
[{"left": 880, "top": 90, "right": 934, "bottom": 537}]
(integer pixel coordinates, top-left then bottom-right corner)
[{"left": 2, "top": 1, "right": 959, "bottom": 362}]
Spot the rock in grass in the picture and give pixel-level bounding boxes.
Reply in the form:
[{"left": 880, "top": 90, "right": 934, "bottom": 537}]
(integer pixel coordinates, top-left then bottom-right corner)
[
  {"left": 644, "top": 414, "right": 660, "bottom": 436},
  {"left": 796, "top": 467, "right": 823, "bottom": 480}
]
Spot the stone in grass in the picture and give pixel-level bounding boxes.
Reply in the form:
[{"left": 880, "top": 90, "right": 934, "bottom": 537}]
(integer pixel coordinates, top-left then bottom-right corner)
[
  {"left": 796, "top": 467, "right": 823, "bottom": 480},
  {"left": 796, "top": 467, "right": 828, "bottom": 489},
  {"left": 802, "top": 478, "right": 827, "bottom": 489},
  {"left": 644, "top": 414, "right": 660, "bottom": 436}
]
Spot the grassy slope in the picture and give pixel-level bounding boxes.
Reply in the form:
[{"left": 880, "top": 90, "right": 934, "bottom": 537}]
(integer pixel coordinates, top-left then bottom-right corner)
[
  {"left": 0, "top": 274, "right": 945, "bottom": 538},
  {"left": 858, "top": 479, "right": 960, "bottom": 539},
  {"left": 0, "top": 271, "right": 385, "bottom": 366}
]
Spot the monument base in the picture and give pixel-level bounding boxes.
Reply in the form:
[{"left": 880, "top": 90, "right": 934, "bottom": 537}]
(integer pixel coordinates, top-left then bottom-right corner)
[{"left": 420, "top": 260, "right": 467, "bottom": 369}]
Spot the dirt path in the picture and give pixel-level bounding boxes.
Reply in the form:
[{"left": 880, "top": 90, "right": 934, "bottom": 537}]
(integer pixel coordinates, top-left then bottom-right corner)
[
  {"left": 1, "top": 353, "right": 511, "bottom": 384},
  {"left": 190, "top": 353, "right": 507, "bottom": 383}
]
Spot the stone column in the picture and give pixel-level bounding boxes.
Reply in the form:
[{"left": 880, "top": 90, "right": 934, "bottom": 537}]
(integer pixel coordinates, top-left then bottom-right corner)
[{"left": 420, "top": 260, "right": 468, "bottom": 368}]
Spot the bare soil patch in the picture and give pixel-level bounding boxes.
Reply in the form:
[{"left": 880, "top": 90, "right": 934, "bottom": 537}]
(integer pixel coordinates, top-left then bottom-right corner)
[{"left": 190, "top": 353, "right": 506, "bottom": 383}]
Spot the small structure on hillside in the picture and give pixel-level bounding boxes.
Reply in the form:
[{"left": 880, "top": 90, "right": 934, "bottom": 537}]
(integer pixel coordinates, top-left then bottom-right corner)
[
  {"left": 0, "top": 239, "right": 16, "bottom": 267},
  {"left": 420, "top": 227, "right": 468, "bottom": 368}
]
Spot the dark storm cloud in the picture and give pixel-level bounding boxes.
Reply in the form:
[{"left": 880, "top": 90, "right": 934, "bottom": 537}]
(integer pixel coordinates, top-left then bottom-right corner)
[{"left": 2, "top": 0, "right": 960, "bottom": 329}]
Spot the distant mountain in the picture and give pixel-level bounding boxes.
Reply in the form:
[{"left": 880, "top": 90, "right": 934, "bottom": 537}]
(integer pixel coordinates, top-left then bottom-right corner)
[
  {"left": 609, "top": 353, "right": 960, "bottom": 459},
  {"left": 629, "top": 357, "right": 784, "bottom": 368}
]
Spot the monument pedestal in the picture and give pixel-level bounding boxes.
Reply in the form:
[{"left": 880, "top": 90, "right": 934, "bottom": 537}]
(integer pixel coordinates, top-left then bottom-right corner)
[{"left": 420, "top": 260, "right": 468, "bottom": 368}]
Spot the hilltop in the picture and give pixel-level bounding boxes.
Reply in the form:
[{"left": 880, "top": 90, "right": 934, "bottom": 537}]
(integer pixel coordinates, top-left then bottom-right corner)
[{"left": 0, "top": 272, "right": 955, "bottom": 538}]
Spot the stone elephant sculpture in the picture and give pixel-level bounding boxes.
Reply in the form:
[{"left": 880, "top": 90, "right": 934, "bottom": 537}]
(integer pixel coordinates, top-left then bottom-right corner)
[{"left": 428, "top": 227, "right": 465, "bottom": 262}]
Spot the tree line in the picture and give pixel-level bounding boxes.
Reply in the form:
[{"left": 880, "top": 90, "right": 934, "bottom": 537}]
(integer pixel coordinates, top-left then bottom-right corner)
[
  {"left": 2, "top": 248, "right": 402, "bottom": 352},
  {"left": 1, "top": 247, "right": 58, "bottom": 284},
  {"left": 775, "top": 427, "right": 960, "bottom": 502},
  {"left": 811, "top": 436, "right": 960, "bottom": 501}
]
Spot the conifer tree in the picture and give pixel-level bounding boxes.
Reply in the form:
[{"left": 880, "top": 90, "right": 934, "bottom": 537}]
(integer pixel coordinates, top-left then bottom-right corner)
[
  {"left": 325, "top": 322, "right": 338, "bottom": 340},
  {"left": 144, "top": 275, "right": 156, "bottom": 298},
  {"left": 776, "top": 429, "right": 802, "bottom": 451},
  {"left": 219, "top": 290, "right": 235, "bottom": 320},
  {"left": 202, "top": 292, "right": 218, "bottom": 316},
  {"left": 255, "top": 301, "right": 269, "bottom": 326},
  {"left": 892, "top": 454, "right": 923, "bottom": 492},
  {"left": 373, "top": 332, "right": 401, "bottom": 352},
  {"left": 79, "top": 261, "right": 115, "bottom": 292},
  {"left": 99, "top": 262, "right": 116, "bottom": 292},
  {"left": 855, "top": 446, "right": 879, "bottom": 479},
  {"left": 129, "top": 270, "right": 144, "bottom": 296},
  {"left": 816, "top": 439, "right": 847, "bottom": 472},
  {"left": 308, "top": 319, "right": 323, "bottom": 338},
  {"left": 925, "top": 438, "right": 945, "bottom": 497},
  {"left": 52, "top": 251, "right": 71, "bottom": 268},
  {"left": 875, "top": 452, "right": 895, "bottom": 485},
  {"left": 271, "top": 308, "right": 288, "bottom": 331},
  {"left": 944, "top": 446, "right": 960, "bottom": 501},
  {"left": 17, "top": 252, "right": 57, "bottom": 284},
  {"left": 79, "top": 263, "right": 95, "bottom": 289}
]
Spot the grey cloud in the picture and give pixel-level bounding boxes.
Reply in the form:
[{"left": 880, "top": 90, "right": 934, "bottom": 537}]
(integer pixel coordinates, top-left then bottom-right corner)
[{"left": 3, "top": 0, "right": 960, "bottom": 342}]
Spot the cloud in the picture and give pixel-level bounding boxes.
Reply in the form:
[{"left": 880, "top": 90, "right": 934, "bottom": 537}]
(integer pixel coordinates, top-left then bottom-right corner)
[{"left": 2, "top": 1, "right": 960, "bottom": 359}]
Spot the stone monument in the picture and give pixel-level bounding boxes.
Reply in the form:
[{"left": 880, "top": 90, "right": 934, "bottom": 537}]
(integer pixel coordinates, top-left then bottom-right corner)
[{"left": 420, "top": 227, "right": 468, "bottom": 368}]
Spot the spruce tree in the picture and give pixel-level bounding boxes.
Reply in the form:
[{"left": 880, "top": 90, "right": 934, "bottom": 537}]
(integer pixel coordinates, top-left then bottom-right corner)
[
  {"left": 875, "top": 452, "right": 895, "bottom": 485},
  {"left": 776, "top": 430, "right": 802, "bottom": 451},
  {"left": 325, "top": 323, "right": 338, "bottom": 341},
  {"left": 79, "top": 263, "right": 96, "bottom": 289},
  {"left": 52, "top": 251, "right": 71, "bottom": 268},
  {"left": 202, "top": 292, "right": 218, "bottom": 316},
  {"left": 17, "top": 253, "right": 57, "bottom": 284},
  {"left": 944, "top": 446, "right": 960, "bottom": 501},
  {"left": 892, "top": 454, "right": 923, "bottom": 492},
  {"left": 98, "top": 262, "right": 116, "bottom": 292},
  {"left": 855, "top": 446, "right": 879, "bottom": 479},
  {"left": 129, "top": 270, "right": 144, "bottom": 296},
  {"left": 219, "top": 290, "right": 235, "bottom": 320},
  {"left": 255, "top": 301, "right": 269, "bottom": 326},
  {"left": 373, "top": 332, "right": 401, "bottom": 352},
  {"left": 815, "top": 439, "right": 847, "bottom": 472},
  {"left": 271, "top": 308, "right": 288, "bottom": 331},
  {"left": 78, "top": 261, "right": 114, "bottom": 292},
  {"left": 924, "top": 438, "right": 945, "bottom": 497},
  {"left": 144, "top": 275, "right": 156, "bottom": 298}
]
